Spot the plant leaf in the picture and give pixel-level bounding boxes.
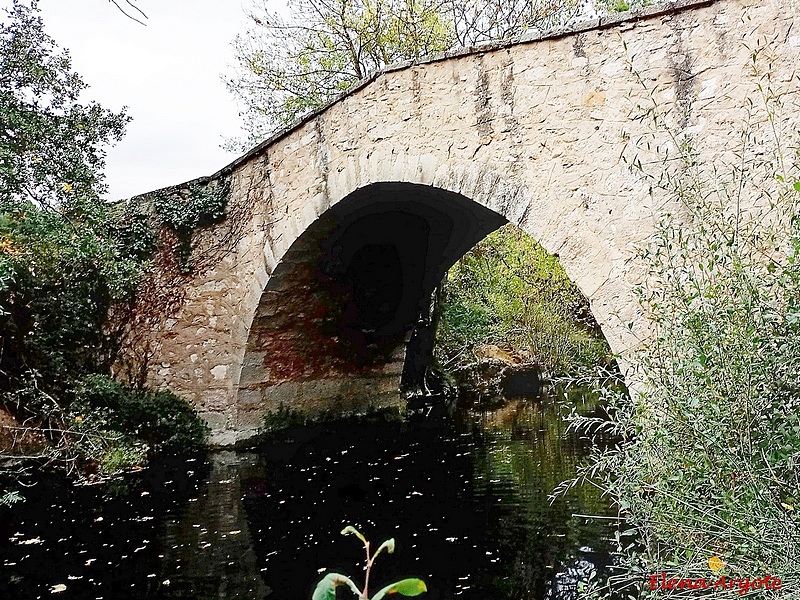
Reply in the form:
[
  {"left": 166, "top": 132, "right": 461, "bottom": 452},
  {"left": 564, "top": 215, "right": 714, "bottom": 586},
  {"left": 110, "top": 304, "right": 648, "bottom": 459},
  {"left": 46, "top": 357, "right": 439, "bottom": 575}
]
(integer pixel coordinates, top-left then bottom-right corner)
[
  {"left": 341, "top": 525, "right": 367, "bottom": 545},
  {"left": 372, "top": 578, "right": 427, "bottom": 600},
  {"left": 373, "top": 538, "right": 395, "bottom": 559},
  {"left": 312, "top": 573, "right": 360, "bottom": 600}
]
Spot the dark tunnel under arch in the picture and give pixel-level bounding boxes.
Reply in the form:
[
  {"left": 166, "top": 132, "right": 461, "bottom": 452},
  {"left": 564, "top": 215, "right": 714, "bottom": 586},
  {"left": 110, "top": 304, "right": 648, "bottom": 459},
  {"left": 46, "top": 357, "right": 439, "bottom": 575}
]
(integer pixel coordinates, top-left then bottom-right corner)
[{"left": 234, "top": 181, "right": 601, "bottom": 430}]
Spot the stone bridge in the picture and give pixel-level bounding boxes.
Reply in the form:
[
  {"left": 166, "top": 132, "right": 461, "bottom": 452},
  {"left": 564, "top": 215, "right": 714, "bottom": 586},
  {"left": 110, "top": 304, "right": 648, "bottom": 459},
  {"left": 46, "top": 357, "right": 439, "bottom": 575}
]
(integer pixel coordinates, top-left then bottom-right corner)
[{"left": 120, "top": 0, "right": 799, "bottom": 445}]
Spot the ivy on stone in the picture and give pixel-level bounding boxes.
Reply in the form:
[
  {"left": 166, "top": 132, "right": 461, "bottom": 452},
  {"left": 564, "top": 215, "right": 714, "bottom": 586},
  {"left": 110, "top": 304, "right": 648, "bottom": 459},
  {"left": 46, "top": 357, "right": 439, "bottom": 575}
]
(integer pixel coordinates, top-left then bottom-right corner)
[{"left": 147, "top": 178, "right": 232, "bottom": 270}]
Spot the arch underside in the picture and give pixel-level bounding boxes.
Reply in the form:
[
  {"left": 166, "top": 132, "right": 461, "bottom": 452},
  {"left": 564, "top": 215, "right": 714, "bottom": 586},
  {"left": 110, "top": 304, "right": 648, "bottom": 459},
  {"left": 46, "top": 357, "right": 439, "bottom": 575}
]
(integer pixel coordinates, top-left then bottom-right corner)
[{"left": 236, "top": 183, "right": 507, "bottom": 434}]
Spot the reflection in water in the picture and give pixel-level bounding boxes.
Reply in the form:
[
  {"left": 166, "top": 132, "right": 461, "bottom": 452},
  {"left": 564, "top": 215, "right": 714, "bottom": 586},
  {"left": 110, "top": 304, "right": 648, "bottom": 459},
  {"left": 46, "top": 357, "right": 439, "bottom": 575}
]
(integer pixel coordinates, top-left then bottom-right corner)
[
  {"left": 160, "top": 452, "right": 271, "bottom": 599},
  {"left": 0, "top": 387, "right": 617, "bottom": 600}
]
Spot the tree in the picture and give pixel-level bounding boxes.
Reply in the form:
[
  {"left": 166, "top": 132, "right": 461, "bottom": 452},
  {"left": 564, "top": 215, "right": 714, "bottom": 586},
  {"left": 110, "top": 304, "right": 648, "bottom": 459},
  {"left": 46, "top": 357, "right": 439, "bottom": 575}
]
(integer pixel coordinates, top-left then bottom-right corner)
[
  {"left": 1, "top": 0, "right": 129, "bottom": 210},
  {"left": 0, "top": 2, "right": 208, "bottom": 481},
  {"left": 435, "top": 224, "right": 610, "bottom": 376},
  {"left": 224, "top": 0, "right": 583, "bottom": 149},
  {"left": 0, "top": 0, "right": 135, "bottom": 399}
]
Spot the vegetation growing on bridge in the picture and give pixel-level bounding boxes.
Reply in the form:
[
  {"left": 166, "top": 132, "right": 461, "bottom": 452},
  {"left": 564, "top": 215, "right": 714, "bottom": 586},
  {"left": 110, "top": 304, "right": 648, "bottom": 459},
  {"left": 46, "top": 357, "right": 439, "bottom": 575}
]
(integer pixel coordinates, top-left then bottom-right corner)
[
  {"left": 122, "top": 177, "right": 233, "bottom": 271},
  {"left": 0, "top": 1, "right": 207, "bottom": 491}
]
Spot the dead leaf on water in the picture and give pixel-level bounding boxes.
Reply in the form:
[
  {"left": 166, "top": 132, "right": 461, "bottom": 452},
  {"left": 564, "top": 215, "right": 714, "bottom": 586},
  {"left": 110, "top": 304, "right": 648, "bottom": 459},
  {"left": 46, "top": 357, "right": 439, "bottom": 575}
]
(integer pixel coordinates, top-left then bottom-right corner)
[{"left": 19, "top": 537, "right": 43, "bottom": 545}]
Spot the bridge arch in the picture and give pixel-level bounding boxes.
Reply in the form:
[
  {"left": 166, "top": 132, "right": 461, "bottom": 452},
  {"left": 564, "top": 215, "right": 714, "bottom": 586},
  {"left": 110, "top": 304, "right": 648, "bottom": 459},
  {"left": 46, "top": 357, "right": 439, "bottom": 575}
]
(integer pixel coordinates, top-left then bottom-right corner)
[
  {"left": 230, "top": 156, "right": 633, "bottom": 442},
  {"left": 237, "top": 177, "right": 519, "bottom": 435}
]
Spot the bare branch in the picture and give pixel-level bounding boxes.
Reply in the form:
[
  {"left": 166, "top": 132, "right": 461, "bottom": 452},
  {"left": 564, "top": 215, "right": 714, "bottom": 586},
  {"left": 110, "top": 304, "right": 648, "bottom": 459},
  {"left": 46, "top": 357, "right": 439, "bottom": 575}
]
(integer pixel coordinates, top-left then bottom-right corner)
[{"left": 108, "top": 0, "right": 148, "bottom": 26}]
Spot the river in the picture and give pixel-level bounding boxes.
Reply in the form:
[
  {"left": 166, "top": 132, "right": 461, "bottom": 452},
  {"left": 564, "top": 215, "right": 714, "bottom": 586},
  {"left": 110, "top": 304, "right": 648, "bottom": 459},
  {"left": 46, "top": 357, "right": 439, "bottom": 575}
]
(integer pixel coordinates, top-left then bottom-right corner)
[{"left": 0, "top": 386, "right": 618, "bottom": 600}]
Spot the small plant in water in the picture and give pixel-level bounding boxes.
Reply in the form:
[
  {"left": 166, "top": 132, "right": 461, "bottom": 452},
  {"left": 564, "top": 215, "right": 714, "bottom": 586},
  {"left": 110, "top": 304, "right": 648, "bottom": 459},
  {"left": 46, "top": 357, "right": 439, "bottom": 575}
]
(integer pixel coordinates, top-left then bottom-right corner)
[{"left": 312, "top": 526, "right": 427, "bottom": 600}]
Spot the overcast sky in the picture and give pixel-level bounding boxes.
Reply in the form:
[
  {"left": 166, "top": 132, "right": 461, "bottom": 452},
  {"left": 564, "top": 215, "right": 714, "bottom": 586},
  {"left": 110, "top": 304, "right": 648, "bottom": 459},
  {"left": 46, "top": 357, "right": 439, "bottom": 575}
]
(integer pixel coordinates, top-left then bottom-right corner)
[{"left": 34, "top": 0, "right": 255, "bottom": 200}]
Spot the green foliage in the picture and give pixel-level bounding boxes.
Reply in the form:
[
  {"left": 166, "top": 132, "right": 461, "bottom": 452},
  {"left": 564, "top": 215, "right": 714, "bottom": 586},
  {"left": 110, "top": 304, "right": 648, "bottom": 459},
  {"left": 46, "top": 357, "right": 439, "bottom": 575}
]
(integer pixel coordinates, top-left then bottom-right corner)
[
  {"left": 226, "top": 0, "right": 582, "bottom": 148},
  {"left": 262, "top": 404, "right": 310, "bottom": 432},
  {"left": 593, "top": 0, "right": 651, "bottom": 12},
  {"left": 436, "top": 223, "right": 611, "bottom": 375},
  {"left": 109, "top": 205, "right": 157, "bottom": 262},
  {"left": 0, "top": 1, "right": 139, "bottom": 393},
  {"left": 312, "top": 526, "right": 426, "bottom": 600},
  {"left": 0, "top": 1, "right": 207, "bottom": 481},
  {"left": 0, "top": 0, "right": 129, "bottom": 208},
  {"left": 148, "top": 179, "right": 231, "bottom": 269},
  {"left": 71, "top": 375, "right": 208, "bottom": 453},
  {"left": 2, "top": 372, "right": 206, "bottom": 475},
  {"left": 97, "top": 442, "right": 147, "bottom": 475},
  {"left": 0, "top": 204, "right": 143, "bottom": 391},
  {"left": 560, "top": 47, "right": 800, "bottom": 598},
  {"left": 151, "top": 180, "right": 230, "bottom": 236}
]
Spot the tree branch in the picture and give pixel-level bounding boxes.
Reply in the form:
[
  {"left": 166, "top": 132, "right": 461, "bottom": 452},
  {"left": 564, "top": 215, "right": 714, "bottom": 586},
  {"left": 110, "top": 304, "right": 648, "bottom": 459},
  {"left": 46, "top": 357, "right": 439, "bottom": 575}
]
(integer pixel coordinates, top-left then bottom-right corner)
[{"left": 108, "top": 0, "right": 148, "bottom": 26}]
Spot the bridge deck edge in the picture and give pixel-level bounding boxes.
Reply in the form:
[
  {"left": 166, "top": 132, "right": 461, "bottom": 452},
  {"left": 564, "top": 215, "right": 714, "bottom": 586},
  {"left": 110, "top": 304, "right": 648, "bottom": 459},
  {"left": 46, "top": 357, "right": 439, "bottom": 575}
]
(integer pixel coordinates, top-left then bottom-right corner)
[{"left": 129, "top": 0, "right": 719, "bottom": 201}]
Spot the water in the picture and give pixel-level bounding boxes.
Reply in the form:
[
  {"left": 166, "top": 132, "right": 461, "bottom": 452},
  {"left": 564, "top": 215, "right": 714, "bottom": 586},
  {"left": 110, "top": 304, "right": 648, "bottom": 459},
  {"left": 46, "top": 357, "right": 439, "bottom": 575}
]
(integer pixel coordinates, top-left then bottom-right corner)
[{"left": 0, "top": 387, "right": 618, "bottom": 600}]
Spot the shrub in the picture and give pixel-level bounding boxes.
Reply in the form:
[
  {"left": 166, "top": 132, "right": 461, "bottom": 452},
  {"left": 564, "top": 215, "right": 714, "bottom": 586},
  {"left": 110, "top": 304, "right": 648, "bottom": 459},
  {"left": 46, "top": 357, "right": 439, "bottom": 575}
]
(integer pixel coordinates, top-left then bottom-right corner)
[
  {"left": 0, "top": 205, "right": 142, "bottom": 393},
  {"left": 558, "top": 40, "right": 800, "bottom": 598},
  {"left": 98, "top": 442, "right": 148, "bottom": 475},
  {"left": 71, "top": 375, "right": 208, "bottom": 454}
]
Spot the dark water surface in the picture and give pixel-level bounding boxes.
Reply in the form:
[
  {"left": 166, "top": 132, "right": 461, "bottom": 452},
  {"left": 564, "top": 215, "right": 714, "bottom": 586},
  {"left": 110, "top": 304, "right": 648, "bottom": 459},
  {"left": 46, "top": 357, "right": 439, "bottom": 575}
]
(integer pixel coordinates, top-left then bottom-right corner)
[{"left": 1, "top": 388, "right": 618, "bottom": 600}]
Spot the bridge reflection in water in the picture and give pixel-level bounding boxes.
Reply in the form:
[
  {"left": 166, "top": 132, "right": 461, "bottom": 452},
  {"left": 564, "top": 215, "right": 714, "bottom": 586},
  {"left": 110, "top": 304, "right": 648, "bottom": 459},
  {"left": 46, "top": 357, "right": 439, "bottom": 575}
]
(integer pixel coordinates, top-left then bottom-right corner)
[{"left": 0, "top": 386, "right": 617, "bottom": 600}]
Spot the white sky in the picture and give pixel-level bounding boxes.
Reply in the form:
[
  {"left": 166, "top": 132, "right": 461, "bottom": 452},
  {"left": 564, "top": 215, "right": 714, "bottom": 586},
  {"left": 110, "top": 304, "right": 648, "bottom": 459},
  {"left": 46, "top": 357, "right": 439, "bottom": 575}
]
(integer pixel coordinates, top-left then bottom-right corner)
[
  {"left": 33, "top": 0, "right": 258, "bottom": 200},
  {"left": 24, "top": 1, "right": 602, "bottom": 201}
]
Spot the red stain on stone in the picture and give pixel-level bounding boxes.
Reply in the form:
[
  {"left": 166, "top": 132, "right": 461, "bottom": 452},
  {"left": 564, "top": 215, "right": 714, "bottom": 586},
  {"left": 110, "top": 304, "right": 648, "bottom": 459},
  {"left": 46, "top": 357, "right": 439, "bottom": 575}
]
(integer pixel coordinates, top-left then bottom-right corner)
[{"left": 246, "top": 240, "right": 403, "bottom": 386}]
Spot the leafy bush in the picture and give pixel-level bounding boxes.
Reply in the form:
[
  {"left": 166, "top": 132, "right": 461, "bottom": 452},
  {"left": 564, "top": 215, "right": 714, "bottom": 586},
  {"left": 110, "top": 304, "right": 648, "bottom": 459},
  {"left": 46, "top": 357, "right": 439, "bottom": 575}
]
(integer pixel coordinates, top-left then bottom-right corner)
[
  {"left": 0, "top": 0, "right": 139, "bottom": 395},
  {"left": 559, "top": 45, "right": 800, "bottom": 598},
  {"left": 0, "top": 205, "right": 142, "bottom": 391},
  {"left": 97, "top": 442, "right": 148, "bottom": 475},
  {"left": 71, "top": 375, "right": 208, "bottom": 453},
  {"left": 596, "top": 0, "right": 650, "bottom": 12}
]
